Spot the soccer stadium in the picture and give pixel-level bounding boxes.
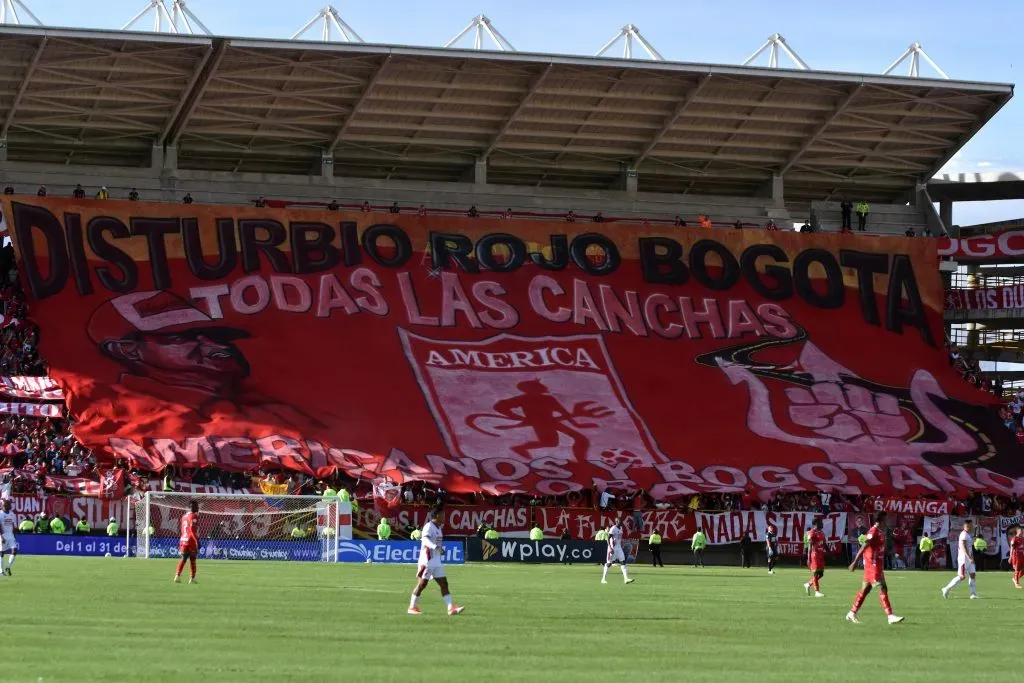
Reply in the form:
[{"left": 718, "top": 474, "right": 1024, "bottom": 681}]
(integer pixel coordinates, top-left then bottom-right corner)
[{"left": 0, "top": 1, "right": 1023, "bottom": 681}]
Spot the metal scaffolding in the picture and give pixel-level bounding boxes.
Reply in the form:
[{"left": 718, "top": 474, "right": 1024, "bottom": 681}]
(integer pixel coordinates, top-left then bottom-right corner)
[
  {"left": 292, "top": 5, "right": 363, "bottom": 42},
  {"left": 595, "top": 24, "right": 663, "bottom": 60},
  {"left": 444, "top": 15, "right": 515, "bottom": 51},
  {"left": 122, "top": 0, "right": 211, "bottom": 34},
  {"left": 883, "top": 42, "right": 949, "bottom": 79},
  {"left": 0, "top": 0, "right": 41, "bottom": 25},
  {"left": 743, "top": 33, "right": 809, "bottom": 70}
]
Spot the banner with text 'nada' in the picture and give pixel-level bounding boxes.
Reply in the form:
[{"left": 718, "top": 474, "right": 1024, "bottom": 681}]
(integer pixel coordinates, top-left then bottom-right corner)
[{"left": 3, "top": 198, "right": 1019, "bottom": 499}]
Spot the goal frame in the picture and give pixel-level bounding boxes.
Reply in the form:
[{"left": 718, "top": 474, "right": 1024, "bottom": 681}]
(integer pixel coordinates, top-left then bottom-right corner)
[{"left": 129, "top": 491, "right": 352, "bottom": 561}]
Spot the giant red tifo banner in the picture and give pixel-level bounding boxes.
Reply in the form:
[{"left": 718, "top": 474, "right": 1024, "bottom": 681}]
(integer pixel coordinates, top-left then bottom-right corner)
[
  {"left": 3, "top": 197, "right": 1022, "bottom": 499},
  {"left": 938, "top": 229, "right": 1024, "bottom": 261},
  {"left": 946, "top": 285, "right": 1024, "bottom": 311}
]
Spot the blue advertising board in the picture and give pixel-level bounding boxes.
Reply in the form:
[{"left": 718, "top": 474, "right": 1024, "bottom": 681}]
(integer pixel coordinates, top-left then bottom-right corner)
[
  {"left": 145, "top": 537, "right": 325, "bottom": 561},
  {"left": 336, "top": 540, "right": 464, "bottom": 564},
  {"left": 13, "top": 535, "right": 465, "bottom": 564},
  {"left": 14, "top": 535, "right": 130, "bottom": 557}
]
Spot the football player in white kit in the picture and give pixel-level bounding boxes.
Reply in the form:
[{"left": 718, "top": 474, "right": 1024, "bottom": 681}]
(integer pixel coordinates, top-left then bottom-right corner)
[
  {"left": 408, "top": 506, "right": 465, "bottom": 616},
  {"left": 0, "top": 499, "right": 18, "bottom": 576},
  {"left": 601, "top": 517, "right": 634, "bottom": 585},
  {"left": 942, "top": 519, "right": 979, "bottom": 599}
]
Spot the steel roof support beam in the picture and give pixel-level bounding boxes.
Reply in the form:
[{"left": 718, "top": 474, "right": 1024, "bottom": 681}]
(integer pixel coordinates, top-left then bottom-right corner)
[
  {"left": 1, "top": 35, "right": 46, "bottom": 141},
  {"left": 883, "top": 42, "right": 949, "bottom": 80},
  {"left": 444, "top": 15, "right": 515, "bottom": 51},
  {"left": 480, "top": 63, "right": 552, "bottom": 160},
  {"left": 157, "top": 41, "right": 216, "bottom": 146},
  {"left": 596, "top": 24, "right": 663, "bottom": 60},
  {"left": 167, "top": 39, "right": 227, "bottom": 146},
  {"left": 634, "top": 74, "right": 711, "bottom": 168},
  {"left": 291, "top": 5, "right": 364, "bottom": 43},
  {"left": 743, "top": 34, "right": 809, "bottom": 70},
  {"left": 778, "top": 85, "right": 860, "bottom": 176},
  {"left": 1, "top": 0, "right": 42, "bottom": 25},
  {"left": 326, "top": 55, "right": 391, "bottom": 155}
]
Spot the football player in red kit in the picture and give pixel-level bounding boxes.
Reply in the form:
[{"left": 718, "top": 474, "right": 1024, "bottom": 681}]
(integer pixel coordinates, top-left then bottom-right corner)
[
  {"left": 803, "top": 518, "right": 827, "bottom": 598},
  {"left": 174, "top": 501, "right": 199, "bottom": 584},
  {"left": 1010, "top": 527, "right": 1024, "bottom": 589},
  {"left": 846, "top": 511, "right": 904, "bottom": 625}
]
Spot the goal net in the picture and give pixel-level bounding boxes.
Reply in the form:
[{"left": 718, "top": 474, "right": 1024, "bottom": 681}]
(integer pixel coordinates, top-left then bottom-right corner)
[{"left": 131, "top": 492, "right": 352, "bottom": 562}]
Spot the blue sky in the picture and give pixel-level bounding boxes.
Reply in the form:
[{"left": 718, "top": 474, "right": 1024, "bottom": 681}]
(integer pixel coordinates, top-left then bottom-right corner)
[{"left": 18, "top": 0, "right": 1024, "bottom": 224}]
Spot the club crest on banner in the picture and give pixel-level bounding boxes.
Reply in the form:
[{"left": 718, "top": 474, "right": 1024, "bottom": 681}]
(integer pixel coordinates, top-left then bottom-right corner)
[{"left": 400, "top": 330, "right": 665, "bottom": 469}]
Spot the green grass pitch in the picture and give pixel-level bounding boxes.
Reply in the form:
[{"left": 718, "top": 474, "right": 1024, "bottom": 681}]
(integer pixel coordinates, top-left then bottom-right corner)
[{"left": 1, "top": 557, "right": 1018, "bottom": 682}]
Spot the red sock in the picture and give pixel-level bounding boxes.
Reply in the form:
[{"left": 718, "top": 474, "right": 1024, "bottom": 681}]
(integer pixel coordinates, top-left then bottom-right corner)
[
  {"left": 851, "top": 588, "right": 868, "bottom": 613},
  {"left": 810, "top": 575, "right": 820, "bottom": 591},
  {"left": 1015, "top": 570, "right": 1021, "bottom": 584},
  {"left": 175, "top": 558, "right": 186, "bottom": 576},
  {"left": 189, "top": 558, "right": 196, "bottom": 579},
  {"left": 879, "top": 591, "right": 893, "bottom": 616}
]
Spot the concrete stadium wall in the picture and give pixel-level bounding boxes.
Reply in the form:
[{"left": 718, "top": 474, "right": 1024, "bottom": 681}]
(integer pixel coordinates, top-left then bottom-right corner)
[
  {"left": 3, "top": 160, "right": 788, "bottom": 226},
  {"left": 0, "top": 160, "right": 928, "bottom": 235}
]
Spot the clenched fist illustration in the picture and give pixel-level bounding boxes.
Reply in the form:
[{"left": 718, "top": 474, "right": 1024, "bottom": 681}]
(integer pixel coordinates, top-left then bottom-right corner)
[{"left": 718, "top": 342, "right": 976, "bottom": 465}]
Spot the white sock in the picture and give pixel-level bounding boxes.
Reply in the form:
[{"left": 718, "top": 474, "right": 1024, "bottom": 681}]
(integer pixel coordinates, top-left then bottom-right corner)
[
  {"left": 5, "top": 555, "right": 13, "bottom": 568},
  {"left": 620, "top": 564, "right": 629, "bottom": 581},
  {"left": 969, "top": 578, "right": 977, "bottom": 595},
  {"left": 601, "top": 564, "right": 610, "bottom": 581},
  {"left": 443, "top": 594, "right": 453, "bottom": 608},
  {"left": 409, "top": 594, "right": 419, "bottom": 610},
  {"left": 944, "top": 576, "right": 962, "bottom": 591}
]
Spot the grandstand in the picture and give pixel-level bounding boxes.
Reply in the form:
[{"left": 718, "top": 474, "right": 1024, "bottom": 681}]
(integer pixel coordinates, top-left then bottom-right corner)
[{"left": 0, "top": 24, "right": 1012, "bottom": 235}]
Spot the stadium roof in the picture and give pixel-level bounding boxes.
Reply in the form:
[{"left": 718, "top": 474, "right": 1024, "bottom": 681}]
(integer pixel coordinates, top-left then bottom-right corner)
[{"left": 0, "top": 25, "right": 1013, "bottom": 203}]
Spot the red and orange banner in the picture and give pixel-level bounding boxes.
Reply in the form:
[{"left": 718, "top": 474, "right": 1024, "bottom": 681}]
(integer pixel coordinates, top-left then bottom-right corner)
[{"left": 3, "top": 197, "right": 1019, "bottom": 498}]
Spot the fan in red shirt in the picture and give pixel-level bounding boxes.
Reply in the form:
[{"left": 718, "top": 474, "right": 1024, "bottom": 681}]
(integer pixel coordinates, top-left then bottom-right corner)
[
  {"left": 846, "top": 511, "right": 904, "bottom": 625},
  {"left": 803, "top": 518, "right": 827, "bottom": 598},
  {"left": 1010, "top": 527, "right": 1024, "bottom": 589},
  {"left": 173, "top": 501, "right": 199, "bottom": 584}
]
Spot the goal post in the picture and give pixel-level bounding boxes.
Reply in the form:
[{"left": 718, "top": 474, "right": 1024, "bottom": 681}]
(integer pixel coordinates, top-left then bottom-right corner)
[{"left": 130, "top": 492, "right": 352, "bottom": 561}]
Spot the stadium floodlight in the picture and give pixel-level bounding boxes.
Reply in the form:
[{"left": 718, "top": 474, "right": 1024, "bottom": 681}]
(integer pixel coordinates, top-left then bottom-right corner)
[
  {"left": 595, "top": 24, "right": 663, "bottom": 60},
  {"left": 122, "top": 0, "right": 211, "bottom": 35},
  {"left": 444, "top": 14, "right": 515, "bottom": 51},
  {"left": 743, "top": 33, "right": 809, "bottom": 70},
  {"left": 0, "top": 0, "right": 42, "bottom": 25},
  {"left": 883, "top": 42, "right": 949, "bottom": 80},
  {"left": 292, "top": 5, "right": 363, "bottom": 42}
]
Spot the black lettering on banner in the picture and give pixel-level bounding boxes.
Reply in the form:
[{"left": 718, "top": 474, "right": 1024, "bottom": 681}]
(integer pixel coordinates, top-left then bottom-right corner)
[
  {"left": 570, "top": 233, "right": 619, "bottom": 276},
  {"left": 363, "top": 224, "right": 411, "bottom": 268},
  {"left": 340, "top": 221, "right": 361, "bottom": 267},
  {"left": 183, "top": 218, "right": 237, "bottom": 281},
  {"left": 639, "top": 237, "right": 688, "bottom": 284},
  {"left": 290, "top": 222, "right": 340, "bottom": 274},
  {"left": 130, "top": 217, "right": 179, "bottom": 291},
  {"left": 430, "top": 232, "right": 477, "bottom": 273},
  {"left": 739, "top": 244, "right": 791, "bottom": 300},
  {"left": 63, "top": 213, "right": 93, "bottom": 296},
  {"left": 689, "top": 239, "right": 739, "bottom": 291},
  {"left": 839, "top": 250, "right": 888, "bottom": 327},
  {"left": 475, "top": 233, "right": 526, "bottom": 272},
  {"left": 793, "top": 248, "right": 843, "bottom": 309},
  {"left": 11, "top": 202, "right": 68, "bottom": 299},
  {"left": 886, "top": 254, "right": 934, "bottom": 347},
  {"left": 239, "top": 219, "right": 291, "bottom": 274},
  {"left": 531, "top": 235, "right": 569, "bottom": 270},
  {"left": 87, "top": 217, "right": 137, "bottom": 293}
]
